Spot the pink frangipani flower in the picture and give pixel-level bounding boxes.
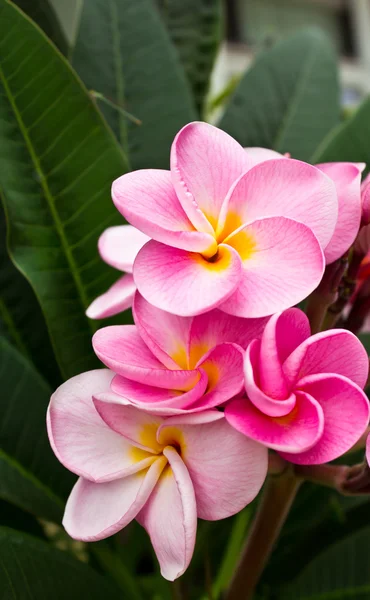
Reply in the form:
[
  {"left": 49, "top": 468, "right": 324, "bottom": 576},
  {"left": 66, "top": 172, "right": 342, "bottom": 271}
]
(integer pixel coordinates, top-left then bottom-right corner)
[
  {"left": 225, "top": 308, "right": 370, "bottom": 464},
  {"left": 86, "top": 225, "right": 149, "bottom": 319},
  {"left": 92, "top": 292, "right": 267, "bottom": 415},
  {"left": 47, "top": 369, "right": 268, "bottom": 580},
  {"left": 112, "top": 122, "right": 338, "bottom": 317},
  {"left": 244, "top": 147, "right": 364, "bottom": 264}
]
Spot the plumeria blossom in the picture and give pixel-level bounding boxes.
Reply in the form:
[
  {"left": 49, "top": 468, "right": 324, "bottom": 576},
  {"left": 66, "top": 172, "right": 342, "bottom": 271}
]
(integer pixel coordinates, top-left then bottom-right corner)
[
  {"left": 354, "top": 174, "right": 370, "bottom": 256},
  {"left": 244, "top": 147, "right": 364, "bottom": 264},
  {"left": 225, "top": 308, "right": 370, "bottom": 464},
  {"left": 47, "top": 370, "right": 268, "bottom": 580},
  {"left": 92, "top": 292, "right": 267, "bottom": 415},
  {"left": 86, "top": 225, "right": 149, "bottom": 319},
  {"left": 112, "top": 122, "right": 339, "bottom": 317}
]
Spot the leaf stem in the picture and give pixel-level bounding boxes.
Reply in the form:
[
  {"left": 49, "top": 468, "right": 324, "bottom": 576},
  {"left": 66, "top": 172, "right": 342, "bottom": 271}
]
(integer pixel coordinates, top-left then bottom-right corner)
[{"left": 225, "top": 469, "right": 301, "bottom": 600}]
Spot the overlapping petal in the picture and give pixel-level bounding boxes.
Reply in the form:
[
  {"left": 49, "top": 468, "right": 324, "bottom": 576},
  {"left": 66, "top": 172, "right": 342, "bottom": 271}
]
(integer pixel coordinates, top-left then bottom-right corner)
[
  {"left": 86, "top": 274, "right": 136, "bottom": 320},
  {"left": 171, "top": 121, "right": 251, "bottom": 234},
  {"left": 134, "top": 240, "right": 242, "bottom": 316},
  {"left": 220, "top": 217, "right": 324, "bottom": 317},
  {"left": 112, "top": 169, "right": 217, "bottom": 254},
  {"left": 317, "top": 162, "right": 362, "bottom": 263},
  {"left": 158, "top": 412, "right": 268, "bottom": 520},
  {"left": 98, "top": 225, "right": 150, "bottom": 272}
]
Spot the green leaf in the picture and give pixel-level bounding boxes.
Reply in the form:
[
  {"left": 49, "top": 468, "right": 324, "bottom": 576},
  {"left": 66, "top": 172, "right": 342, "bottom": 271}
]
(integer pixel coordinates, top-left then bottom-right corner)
[
  {"left": 71, "top": 0, "right": 196, "bottom": 169},
  {"left": 0, "top": 337, "right": 74, "bottom": 521},
  {"left": 280, "top": 526, "right": 370, "bottom": 599},
  {"left": 0, "top": 0, "right": 130, "bottom": 380},
  {"left": 219, "top": 28, "right": 340, "bottom": 162},
  {"left": 13, "top": 0, "right": 68, "bottom": 54},
  {"left": 0, "top": 203, "right": 60, "bottom": 387},
  {"left": 313, "top": 98, "right": 370, "bottom": 170},
  {"left": 157, "top": 0, "right": 223, "bottom": 115},
  {"left": 0, "top": 527, "right": 121, "bottom": 599}
]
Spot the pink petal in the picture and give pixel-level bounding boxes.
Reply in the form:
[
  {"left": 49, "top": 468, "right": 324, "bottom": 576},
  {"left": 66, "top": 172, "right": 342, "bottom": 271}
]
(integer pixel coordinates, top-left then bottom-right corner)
[
  {"left": 225, "top": 392, "right": 324, "bottom": 453},
  {"left": 63, "top": 457, "right": 167, "bottom": 542},
  {"left": 109, "top": 370, "right": 208, "bottom": 413},
  {"left": 133, "top": 292, "right": 192, "bottom": 369},
  {"left": 112, "top": 169, "right": 217, "bottom": 254},
  {"left": 317, "top": 163, "right": 362, "bottom": 263},
  {"left": 47, "top": 370, "right": 154, "bottom": 482},
  {"left": 217, "top": 159, "right": 337, "bottom": 248},
  {"left": 281, "top": 374, "right": 370, "bottom": 464},
  {"left": 190, "top": 343, "right": 245, "bottom": 411},
  {"left": 257, "top": 309, "right": 311, "bottom": 400},
  {"left": 245, "top": 339, "right": 296, "bottom": 417},
  {"left": 134, "top": 240, "right": 242, "bottom": 316},
  {"left": 361, "top": 173, "right": 370, "bottom": 225},
  {"left": 98, "top": 225, "right": 150, "bottom": 273},
  {"left": 91, "top": 399, "right": 164, "bottom": 452},
  {"left": 220, "top": 217, "right": 324, "bottom": 318},
  {"left": 188, "top": 309, "right": 268, "bottom": 367},
  {"left": 283, "top": 329, "right": 369, "bottom": 389},
  {"left": 366, "top": 433, "right": 370, "bottom": 466},
  {"left": 86, "top": 274, "right": 136, "bottom": 320},
  {"left": 158, "top": 412, "right": 268, "bottom": 520},
  {"left": 243, "top": 147, "right": 284, "bottom": 168},
  {"left": 355, "top": 223, "right": 370, "bottom": 255},
  {"left": 137, "top": 447, "right": 197, "bottom": 581},
  {"left": 93, "top": 325, "right": 201, "bottom": 390},
  {"left": 170, "top": 122, "right": 251, "bottom": 234}
]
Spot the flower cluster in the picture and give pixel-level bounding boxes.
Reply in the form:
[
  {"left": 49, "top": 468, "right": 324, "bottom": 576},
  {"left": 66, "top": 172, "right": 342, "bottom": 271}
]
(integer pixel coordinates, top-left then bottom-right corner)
[{"left": 48, "top": 122, "right": 370, "bottom": 580}]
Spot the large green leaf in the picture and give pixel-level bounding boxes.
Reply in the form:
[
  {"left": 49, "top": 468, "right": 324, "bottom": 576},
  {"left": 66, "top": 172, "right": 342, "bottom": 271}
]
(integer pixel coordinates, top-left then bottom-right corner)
[
  {"left": 313, "top": 98, "right": 370, "bottom": 170},
  {"left": 0, "top": 203, "right": 60, "bottom": 387},
  {"left": 281, "top": 527, "right": 370, "bottom": 599},
  {"left": 13, "top": 0, "right": 68, "bottom": 54},
  {"left": 0, "top": 527, "right": 121, "bottom": 599},
  {"left": 0, "top": 0, "right": 129, "bottom": 380},
  {"left": 0, "top": 337, "right": 74, "bottom": 521},
  {"left": 219, "top": 28, "right": 340, "bottom": 162},
  {"left": 157, "top": 0, "right": 223, "bottom": 115},
  {"left": 71, "top": 0, "right": 196, "bottom": 169}
]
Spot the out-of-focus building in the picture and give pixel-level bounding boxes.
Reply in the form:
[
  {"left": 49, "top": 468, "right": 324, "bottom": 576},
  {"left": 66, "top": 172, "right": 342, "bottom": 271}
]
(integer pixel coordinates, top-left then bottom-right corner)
[{"left": 212, "top": 0, "right": 370, "bottom": 106}]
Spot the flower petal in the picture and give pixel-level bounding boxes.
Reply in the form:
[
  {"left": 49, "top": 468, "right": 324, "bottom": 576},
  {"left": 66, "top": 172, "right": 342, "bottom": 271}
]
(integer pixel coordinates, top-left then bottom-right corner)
[
  {"left": 188, "top": 309, "right": 268, "bottom": 368},
  {"left": 317, "top": 163, "right": 362, "bottom": 263},
  {"left": 243, "top": 147, "right": 284, "bottom": 167},
  {"left": 134, "top": 240, "right": 242, "bottom": 316},
  {"left": 245, "top": 339, "right": 296, "bottom": 417},
  {"left": 171, "top": 122, "right": 251, "bottom": 234},
  {"left": 281, "top": 374, "right": 370, "bottom": 464},
  {"left": 93, "top": 325, "right": 200, "bottom": 390},
  {"left": 137, "top": 447, "right": 197, "bottom": 581},
  {"left": 47, "top": 370, "right": 155, "bottom": 482},
  {"left": 133, "top": 292, "right": 192, "bottom": 369},
  {"left": 361, "top": 173, "right": 370, "bottom": 225},
  {"left": 63, "top": 457, "right": 167, "bottom": 541},
  {"left": 158, "top": 412, "right": 268, "bottom": 520},
  {"left": 220, "top": 217, "right": 324, "bottom": 318},
  {"left": 225, "top": 392, "right": 324, "bottom": 453},
  {"left": 98, "top": 225, "right": 150, "bottom": 272},
  {"left": 355, "top": 223, "right": 370, "bottom": 255},
  {"left": 109, "top": 370, "right": 208, "bottom": 413},
  {"left": 217, "top": 159, "right": 337, "bottom": 248},
  {"left": 86, "top": 274, "right": 136, "bottom": 320},
  {"left": 112, "top": 169, "right": 216, "bottom": 254},
  {"left": 283, "top": 329, "right": 369, "bottom": 389}
]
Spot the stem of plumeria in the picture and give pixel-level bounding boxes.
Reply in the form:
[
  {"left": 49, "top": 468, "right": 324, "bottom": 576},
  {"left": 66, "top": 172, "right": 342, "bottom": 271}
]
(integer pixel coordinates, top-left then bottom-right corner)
[
  {"left": 225, "top": 467, "right": 301, "bottom": 600},
  {"left": 306, "top": 255, "right": 349, "bottom": 333}
]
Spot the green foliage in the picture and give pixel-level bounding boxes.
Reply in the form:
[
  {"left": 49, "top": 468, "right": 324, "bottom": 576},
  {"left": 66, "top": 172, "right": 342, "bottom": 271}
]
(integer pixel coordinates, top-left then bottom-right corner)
[
  {"left": 13, "top": 0, "right": 68, "bottom": 54},
  {"left": 0, "top": 527, "right": 121, "bottom": 599},
  {"left": 71, "top": 0, "right": 196, "bottom": 169},
  {"left": 0, "top": 0, "right": 129, "bottom": 380},
  {"left": 0, "top": 337, "right": 74, "bottom": 521},
  {"left": 157, "top": 0, "right": 223, "bottom": 115},
  {"left": 219, "top": 28, "right": 340, "bottom": 161},
  {"left": 280, "top": 527, "right": 370, "bottom": 599}
]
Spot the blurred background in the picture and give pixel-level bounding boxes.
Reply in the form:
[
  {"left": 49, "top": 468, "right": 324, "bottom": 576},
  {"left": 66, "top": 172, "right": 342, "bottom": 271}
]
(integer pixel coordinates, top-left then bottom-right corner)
[{"left": 50, "top": 0, "right": 370, "bottom": 108}]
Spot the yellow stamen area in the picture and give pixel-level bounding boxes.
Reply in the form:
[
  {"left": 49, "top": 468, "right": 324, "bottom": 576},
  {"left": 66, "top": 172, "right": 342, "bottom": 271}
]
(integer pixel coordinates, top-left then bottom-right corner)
[
  {"left": 216, "top": 211, "right": 243, "bottom": 243},
  {"left": 200, "top": 360, "right": 220, "bottom": 391},
  {"left": 272, "top": 404, "right": 299, "bottom": 426},
  {"left": 189, "top": 342, "right": 210, "bottom": 370},
  {"left": 224, "top": 229, "right": 256, "bottom": 261},
  {"left": 157, "top": 426, "right": 186, "bottom": 455},
  {"left": 170, "top": 344, "right": 188, "bottom": 370},
  {"left": 194, "top": 245, "right": 233, "bottom": 273},
  {"left": 130, "top": 423, "right": 163, "bottom": 463}
]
